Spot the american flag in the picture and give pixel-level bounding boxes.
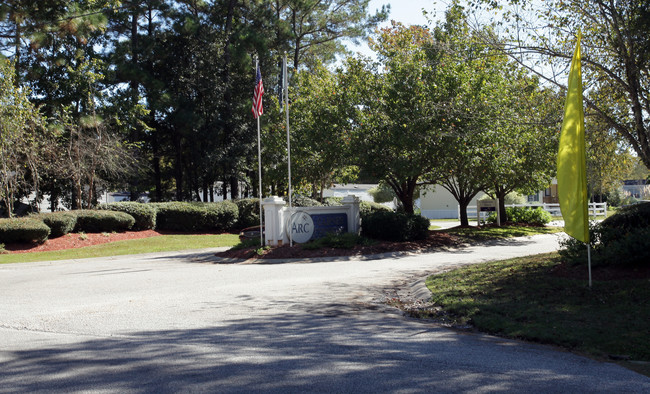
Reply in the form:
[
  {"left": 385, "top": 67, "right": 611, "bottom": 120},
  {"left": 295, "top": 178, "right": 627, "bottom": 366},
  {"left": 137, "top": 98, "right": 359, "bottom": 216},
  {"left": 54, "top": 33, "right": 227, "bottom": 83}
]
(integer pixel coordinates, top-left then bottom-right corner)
[{"left": 252, "top": 64, "right": 264, "bottom": 118}]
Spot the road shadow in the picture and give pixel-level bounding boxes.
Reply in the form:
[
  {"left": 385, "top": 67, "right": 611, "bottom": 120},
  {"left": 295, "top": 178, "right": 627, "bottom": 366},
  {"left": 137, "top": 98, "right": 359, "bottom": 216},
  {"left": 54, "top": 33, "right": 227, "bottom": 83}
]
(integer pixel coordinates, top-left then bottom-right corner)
[{"left": 2, "top": 305, "right": 647, "bottom": 393}]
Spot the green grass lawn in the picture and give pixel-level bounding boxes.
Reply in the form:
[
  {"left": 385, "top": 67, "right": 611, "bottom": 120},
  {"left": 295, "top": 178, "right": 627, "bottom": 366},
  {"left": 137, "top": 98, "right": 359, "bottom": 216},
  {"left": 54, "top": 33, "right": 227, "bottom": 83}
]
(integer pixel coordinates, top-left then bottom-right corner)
[
  {"left": 424, "top": 252, "right": 650, "bottom": 375},
  {"left": 0, "top": 234, "right": 239, "bottom": 264},
  {"left": 441, "top": 225, "right": 562, "bottom": 241}
]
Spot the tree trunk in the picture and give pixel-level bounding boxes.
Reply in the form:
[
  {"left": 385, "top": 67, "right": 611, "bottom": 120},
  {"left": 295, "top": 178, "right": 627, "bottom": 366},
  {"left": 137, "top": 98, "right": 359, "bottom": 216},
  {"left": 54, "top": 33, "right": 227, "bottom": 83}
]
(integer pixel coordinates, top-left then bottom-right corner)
[
  {"left": 50, "top": 190, "right": 58, "bottom": 212},
  {"left": 174, "top": 134, "right": 183, "bottom": 201},
  {"left": 494, "top": 186, "right": 509, "bottom": 224},
  {"left": 230, "top": 175, "right": 239, "bottom": 199},
  {"left": 222, "top": 179, "right": 228, "bottom": 200},
  {"left": 459, "top": 199, "right": 470, "bottom": 226}
]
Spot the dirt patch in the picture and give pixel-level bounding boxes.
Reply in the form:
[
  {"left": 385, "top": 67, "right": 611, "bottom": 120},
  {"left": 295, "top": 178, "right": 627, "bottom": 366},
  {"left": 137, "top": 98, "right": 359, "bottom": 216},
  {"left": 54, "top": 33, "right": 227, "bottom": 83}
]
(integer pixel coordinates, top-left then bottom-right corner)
[{"left": 215, "top": 231, "right": 462, "bottom": 261}]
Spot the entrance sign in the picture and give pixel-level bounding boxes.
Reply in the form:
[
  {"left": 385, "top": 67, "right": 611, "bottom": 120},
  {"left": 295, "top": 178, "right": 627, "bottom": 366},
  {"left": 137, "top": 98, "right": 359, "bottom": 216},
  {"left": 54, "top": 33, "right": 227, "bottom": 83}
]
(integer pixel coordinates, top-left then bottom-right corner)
[
  {"left": 311, "top": 213, "right": 348, "bottom": 239},
  {"left": 477, "top": 199, "right": 501, "bottom": 226},
  {"left": 262, "top": 195, "right": 361, "bottom": 246},
  {"left": 290, "top": 211, "right": 315, "bottom": 243}
]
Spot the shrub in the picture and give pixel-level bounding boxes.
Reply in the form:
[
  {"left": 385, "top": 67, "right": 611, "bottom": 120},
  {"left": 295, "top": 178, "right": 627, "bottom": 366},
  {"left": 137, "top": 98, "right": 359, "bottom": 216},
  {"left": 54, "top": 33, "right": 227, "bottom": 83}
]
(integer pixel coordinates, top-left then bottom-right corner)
[
  {"left": 361, "top": 211, "right": 429, "bottom": 242},
  {"left": 559, "top": 202, "right": 650, "bottom": 267},
  {"left": 323, "top": 197, "right": 343, "bottom": 206},
  {"left": 74, "top": 210, "right": 135, "bottom": 233},
  {"left": 153, "top": 202, "right": 206, "bottom": 231},
  {"left": 197, "top": 201, "right": 238, "bottom": 231},
  {"left": 323, "top": 197, "right": 391, "bottom": 215},
  {"left": 234, "top": 199, "right": 260, "bottom": 229},
  {"left": 40, "top": 211, "right": 78, "bottom": 237},
  {"left": 288, "top": 194, "right": 323, "bottom": 207},
  {"left": 153, "top": 201, "right": 238, "bottom": 231},
  {"left": 301, "top": 232, "right": 372, "bottom": 250},
  {"left": 360, "top": 201, "right": 392, "bottom": 215},
  {"left": 599, "top": 202, "right": 650, "bottom": 232},
  {"left": 99, "top": 202, "right": 157, "bottom": 230},
  {"left": 0, "top": 217, "right": 50, "bottom": 243},
  {"left": 487, "top": 206, "right": 551, "bottom": 226}
]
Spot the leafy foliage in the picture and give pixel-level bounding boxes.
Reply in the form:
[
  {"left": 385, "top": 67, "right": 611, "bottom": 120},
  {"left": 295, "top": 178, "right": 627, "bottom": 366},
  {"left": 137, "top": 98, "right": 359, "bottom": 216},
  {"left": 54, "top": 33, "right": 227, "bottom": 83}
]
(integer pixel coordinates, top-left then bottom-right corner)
[
  {"left": 0, "top": 217, "right": 51, "bottom": 243},
  {"left": 153, "top": 201, "right": 238, "bottom": 232},
  {"left": 39, "top": 211, "right": 78, "bottom": 237},
  {"left": 234, "top": 199, "right": 260, "bottom": 230},
  {"left": 99, "top": 202, "right": 157, "bottom": 230},
  {"left": 470, "top": 0, "right": 650, "bottom": 172},
  {"left": 487, "top": 207, "right": 551, "bottom": 226},
  {"left": 301, "top": 232, "right": 372, "bottom": 250},
  {"left": 361, "top": 211, "right": 429, "bottom": 242},
  {"left": 74, "top": 210, "right": 135, "bottom": 233},
  {"left": 560, "top": 203, "right": 650, "bottom": 267},
  {"left": 0, "top": 58, "right": 45, "bottom": 217}
]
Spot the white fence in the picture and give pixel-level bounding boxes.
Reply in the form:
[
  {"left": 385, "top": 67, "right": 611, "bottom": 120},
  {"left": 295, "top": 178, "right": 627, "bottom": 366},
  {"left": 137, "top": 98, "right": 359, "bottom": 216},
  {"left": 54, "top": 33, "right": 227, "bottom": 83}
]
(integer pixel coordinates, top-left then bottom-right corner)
[
  {"left": 422, "top": 202, "right": 608, "bottom": 220},
  {"left": 462, "top": 202, "right": 608, "bottom": 221}
]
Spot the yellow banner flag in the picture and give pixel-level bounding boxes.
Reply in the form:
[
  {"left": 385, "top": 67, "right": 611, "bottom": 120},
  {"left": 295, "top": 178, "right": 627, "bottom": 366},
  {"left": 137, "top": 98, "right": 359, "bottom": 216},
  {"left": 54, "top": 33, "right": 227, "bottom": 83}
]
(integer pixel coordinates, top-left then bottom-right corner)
[{"left": 557, "top": 32, "right": 589, "bottom": 243}]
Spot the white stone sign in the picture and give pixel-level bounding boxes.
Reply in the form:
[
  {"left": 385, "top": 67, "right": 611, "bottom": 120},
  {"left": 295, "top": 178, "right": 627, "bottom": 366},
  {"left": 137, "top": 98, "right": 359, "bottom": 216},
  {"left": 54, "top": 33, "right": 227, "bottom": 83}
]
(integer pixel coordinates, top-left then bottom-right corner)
[{"left": 290, "top": 211, "right": 315, "bottom": 243}]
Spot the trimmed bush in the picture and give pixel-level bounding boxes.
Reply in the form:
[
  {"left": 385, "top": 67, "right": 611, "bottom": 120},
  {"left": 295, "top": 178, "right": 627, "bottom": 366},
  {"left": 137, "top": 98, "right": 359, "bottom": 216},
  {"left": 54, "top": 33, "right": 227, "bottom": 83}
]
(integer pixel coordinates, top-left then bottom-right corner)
[
  {"left": 323, "top": 197, "right": 392, "bottom": 214},
  {"left": 153, "top": 201, "right": 238, "bottom": 231},
  {"left": 234, "top": 199, "right": 260, "bottom": 229},
  {"left": 599, "top": 202, "right": 650, "bottom": 232},
  {"left": 360, "top": 201, "right": 392, "bottom": 215},
  {"left": 361, "top": 211, "right": 429, "bottom": 242},
  {"left": 559, "top": 202, "right": 650, "bottom": 267},
  {"left": 99, "top": 202, "right": 157, "bottom": 230},
  {"left": 487, "top": 206, "right": 551, "bottom": 226},
  {"left": 323, "top": 197, "right": 343, "bottom": 206},
  {"left": 153, "top": 202, "right": 205, "bottom": 231},
  {"left": 197, "top": 201, "right": 238, "bottom": 231},
  {"left": 74, "top": 210, "right": 135, "bottom": 233},
  {"left": 40, "top": 211, "right": 78, "bottom": 237},
  {"left": 0, "top": 217, "right": 50, "bottom": 243},
  {"left": 289, "top": 194, "right": 323, "bottom": 207}
]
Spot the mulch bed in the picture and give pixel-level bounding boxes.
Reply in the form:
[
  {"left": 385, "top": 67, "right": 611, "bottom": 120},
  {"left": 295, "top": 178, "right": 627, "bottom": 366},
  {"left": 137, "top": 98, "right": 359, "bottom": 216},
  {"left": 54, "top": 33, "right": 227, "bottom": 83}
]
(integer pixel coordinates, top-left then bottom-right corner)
[
  {"left": 214, "top": 231, "right": 462, "bottom": 260},
  {"left": 3, "top": 230, "right": 165, "bottom": 253}
]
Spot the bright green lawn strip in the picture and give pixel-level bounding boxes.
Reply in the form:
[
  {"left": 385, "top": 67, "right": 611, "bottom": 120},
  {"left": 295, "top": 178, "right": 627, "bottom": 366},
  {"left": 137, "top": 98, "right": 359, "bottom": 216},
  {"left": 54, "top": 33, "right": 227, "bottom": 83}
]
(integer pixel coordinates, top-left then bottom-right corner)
[
  {"left": 441, "top": 225, "right": 561, "bottom": 242},
  {"left": 0, "top": 234, "right": 239, "bottom": 264},
  {"left": 425, "top": 252, "right": 650, "bottom": 362}
]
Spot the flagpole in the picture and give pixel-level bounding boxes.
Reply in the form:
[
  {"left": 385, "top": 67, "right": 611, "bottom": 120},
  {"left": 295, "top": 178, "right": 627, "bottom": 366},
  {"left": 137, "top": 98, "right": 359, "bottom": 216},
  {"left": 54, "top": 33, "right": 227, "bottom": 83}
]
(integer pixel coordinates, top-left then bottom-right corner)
[
  {"left": 257, "top": 115, "right": 263, "bottom": 247},
  {"left": 254, "top": 57, "right": 264, "bottom": 247},
  {"left": 587, "top": 243, "right": 592, "bottom": 288},
  {"left": 284, "top": 52, "right": 293, "bottom": 247}
]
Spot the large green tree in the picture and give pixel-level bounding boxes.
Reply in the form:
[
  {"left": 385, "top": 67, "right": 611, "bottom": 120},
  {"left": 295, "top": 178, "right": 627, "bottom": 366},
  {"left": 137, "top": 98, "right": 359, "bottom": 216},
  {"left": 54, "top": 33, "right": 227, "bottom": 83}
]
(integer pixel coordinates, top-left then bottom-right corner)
[
  {"left": 341, "top": 23, "right": 457, "bottom": 214},
  {"left": 0, "top": 59, "right": 45, "bottom": 217},
  {"left": 289, "top": 62, "right": 358, "bottom": 199},
  {"left": 469, "top": 0, "right": 650, "bottom": 171}
]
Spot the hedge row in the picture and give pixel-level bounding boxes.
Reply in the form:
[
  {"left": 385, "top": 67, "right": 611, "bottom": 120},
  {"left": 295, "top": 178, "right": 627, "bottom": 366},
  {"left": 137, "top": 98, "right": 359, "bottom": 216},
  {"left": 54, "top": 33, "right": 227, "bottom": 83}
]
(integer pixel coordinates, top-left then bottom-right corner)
[
  {"left": 361, "top": 211, "right": 429, "bottom": 242},
  {"left": 487, "top": 206, "right": 552, "bottom": 226},
  {"left": 560, "top": 202, "right": 650, "bottom": 267},
  {"left": 150, "top": 201, "right": 238, "bottom": 232},
  {"left": 40, "top": 211, "right": 77, "bottom": 237},
  {"left": 99, "top": 202, "right": 156, "bottom": 230},
  {"left": 0, "top": 217, "right": 51, "bottom": 243},
  {"left": 1, "top": 198, "right": 392, "bottom": 244},
  {"left": 74, "top": 210, "right": 135, "bottom": 233},
  {"left": 0, "top": 210, "right": 136, "bottom": 244}
]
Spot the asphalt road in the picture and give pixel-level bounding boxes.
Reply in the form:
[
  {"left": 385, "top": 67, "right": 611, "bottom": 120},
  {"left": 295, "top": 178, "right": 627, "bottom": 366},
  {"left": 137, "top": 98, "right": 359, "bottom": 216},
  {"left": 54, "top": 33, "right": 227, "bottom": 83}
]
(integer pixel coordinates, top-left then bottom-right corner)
[{"left": 1, "top": 233, "right": 649, "bottom": 393}]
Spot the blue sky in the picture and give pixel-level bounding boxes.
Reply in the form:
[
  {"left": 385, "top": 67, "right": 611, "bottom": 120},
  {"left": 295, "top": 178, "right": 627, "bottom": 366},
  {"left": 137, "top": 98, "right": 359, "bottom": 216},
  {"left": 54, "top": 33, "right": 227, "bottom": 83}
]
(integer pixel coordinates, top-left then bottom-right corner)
[{"left": 347, "top": 0, "right": 450, "bottom": 58}]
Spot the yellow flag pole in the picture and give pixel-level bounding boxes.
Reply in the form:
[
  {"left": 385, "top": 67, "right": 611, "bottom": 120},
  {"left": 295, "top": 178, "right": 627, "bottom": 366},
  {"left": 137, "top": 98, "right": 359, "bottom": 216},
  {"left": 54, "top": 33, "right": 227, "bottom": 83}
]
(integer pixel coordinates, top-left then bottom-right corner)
[{"left": 557, "top": 31, "right": 592, "bottom": 287}]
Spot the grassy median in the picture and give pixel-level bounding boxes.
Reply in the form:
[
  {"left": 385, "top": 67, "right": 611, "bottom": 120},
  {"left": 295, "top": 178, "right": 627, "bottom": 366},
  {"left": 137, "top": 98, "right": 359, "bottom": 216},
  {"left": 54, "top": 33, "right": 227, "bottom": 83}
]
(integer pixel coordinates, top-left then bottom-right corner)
[{"left": 425, "top": 252, "right": 650, "bottom": 375}]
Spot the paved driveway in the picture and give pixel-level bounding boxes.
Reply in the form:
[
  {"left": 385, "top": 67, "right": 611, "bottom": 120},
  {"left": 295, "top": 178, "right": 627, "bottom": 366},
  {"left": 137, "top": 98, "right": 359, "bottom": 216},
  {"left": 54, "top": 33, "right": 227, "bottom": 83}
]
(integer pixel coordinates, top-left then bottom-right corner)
[{"left": 1, "top": 233, "right": 649, "bottom": 393}]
